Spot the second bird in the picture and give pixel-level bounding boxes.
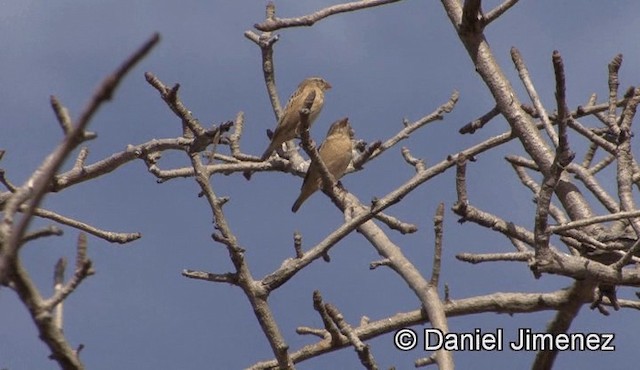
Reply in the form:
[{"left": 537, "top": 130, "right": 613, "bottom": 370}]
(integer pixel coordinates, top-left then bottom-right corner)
[
  {"left": 291, "top": 117, "right": 354, "bottom": 213},
  {"left": 260, "top": 77, "right": 332, "bottom": 161}
]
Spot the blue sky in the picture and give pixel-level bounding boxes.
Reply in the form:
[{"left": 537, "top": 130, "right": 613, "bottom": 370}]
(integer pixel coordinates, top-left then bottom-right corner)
[{"left": 2, "top": 1, "right": 640, "bottom": 369}]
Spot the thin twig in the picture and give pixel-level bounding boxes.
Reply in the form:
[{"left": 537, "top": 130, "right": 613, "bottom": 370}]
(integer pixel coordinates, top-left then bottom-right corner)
[
  {"left": 459, "top": 105, "right": 499, "bottom": 134},
  {"left": 511, "top": 47, "right": 558, "bottom": 146},
  {"left": 532, "top": 51, "right": 574, "bottom": 258},
  {"left": 484, "top": 0, "right": 520, "bottom": 25},
  {"left": 254, "top": 0, "right": 402, "bottom": 32}
]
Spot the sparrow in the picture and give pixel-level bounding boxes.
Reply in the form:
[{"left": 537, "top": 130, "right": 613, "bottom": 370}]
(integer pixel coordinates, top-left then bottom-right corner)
[
  {"left": 291, "top": 117, "right": 353, "bottom": 213},
  {"left": 261, "top": 77, "right": 332, "bottom": 161}
]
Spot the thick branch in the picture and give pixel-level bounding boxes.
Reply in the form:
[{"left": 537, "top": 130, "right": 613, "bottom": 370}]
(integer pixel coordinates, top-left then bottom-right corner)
[{"left": 250, "top": 288, "right": 600, "bottom": 369}]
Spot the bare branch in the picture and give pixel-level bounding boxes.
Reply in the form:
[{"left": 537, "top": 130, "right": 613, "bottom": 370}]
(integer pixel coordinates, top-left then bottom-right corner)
[
  {"left": 456, "top": 252, "right": 533, "bottom": 264},
  {"left": 53, "top": 258, "right": 66, "bottom": 330},
  {"left": 531, "top": 281, "right": 596, "bottom": 370},
  {"left": 511, "top": 47, "right": 558, "bottom": 146},
  {"left": 430, "top": 203, "right": 445, "bottom": 286},
  {"left": 1, "top": 34, "right": 160, "bottom": 285},
  {"left": 455, "top": 153, "right": 469, "bottom": 206},
  {"left": 312, "top": 291, "right": 341, "bottom": 343},
  {"left": 8, "top": 252, "right": 84, "bottom": 368},
  {"left": 254, "top": 0, "right": 402, "bottom": 32},
  {"left": 262, "top": 129, "right": 514, "bottom": 293},
  {"left": 352, "top": 91, "right": 459, "bottom": 168},
  {"left": 249, "top": 288, "right": 595, "bottom": 369},
  {"left": 144, "top": 72, "right": 206, "bottom": 138},
  {"left": 459, "top": 104, "right": 499, "bottom": 134},
  {"left": 372, "top": 212, "right": 418, "bottom": 234},
  {"left": 181, "top": 270, "right": 239, "bottom": 284},
  {"left": 243, "top": 30, "right": 282, "bottom": 121},
  {"left": 325, "top": 303, "right": 378, "bottom": 370},
  {"left": 549, "top": 210, "right": 640, "bottom": 234},
  {"left": 54, "top": 136, "right": 191, "bottom": 190},
  {"left": 484, "top": 0, "right": 520, "bottom": 25},
  {"left": 50, "top": 95, "right": 73, "bottom": 136},
  {"left": 228, "top": 111, "right": 247, "bottom": 158},
  {"left": 606, "top": 54, "right": 623, "bottom": 137},
  {"left": 20, "top": 225, "right": 64, "bottom": 244},
  {"left": 186, "top": 133, "right": 292, "bottom": 368},
  {"left": 30, "top": 206, "right": 140, "bottom": 244},
  {"left": 533, "top": 51, "right": 575, "bottom": 260},
  {"left": 588, "top": 154, "right": 615, "bottom": 176},
  {"left": 43, "top": 233, "right": 95, "bottom": 311}
]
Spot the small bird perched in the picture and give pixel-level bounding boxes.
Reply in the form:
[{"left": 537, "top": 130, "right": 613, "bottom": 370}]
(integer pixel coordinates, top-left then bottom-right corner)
[
  {"left": 291, "top": 117, "right": 353, "bottom": 213},
  {"left": 261, "top": 77, "right": 332, "bottom": 161}
]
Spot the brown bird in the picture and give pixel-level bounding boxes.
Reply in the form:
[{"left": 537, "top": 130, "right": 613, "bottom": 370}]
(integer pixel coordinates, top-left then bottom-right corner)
[
  {"left": 261, "top": 77, "right": 332, "bottom": 161},
  {"left": 291, "top": 117, "right": 353, "bottom": 213}
]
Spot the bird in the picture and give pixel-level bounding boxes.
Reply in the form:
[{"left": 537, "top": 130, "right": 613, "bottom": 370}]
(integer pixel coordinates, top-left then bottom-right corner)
[
  {"left": 243, "top": 77, "right": 331, "bottom": 180},
  {"left": 260, "top": 77, "right": 332, "bottom": 161},
  {"left": 291, "top": 117, "right": 353, "bottom": 213}
]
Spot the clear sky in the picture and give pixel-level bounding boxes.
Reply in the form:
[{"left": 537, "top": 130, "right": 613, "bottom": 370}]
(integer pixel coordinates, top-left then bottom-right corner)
[{"left": 2, "top": 1, "right": 640, "bottom": 369}]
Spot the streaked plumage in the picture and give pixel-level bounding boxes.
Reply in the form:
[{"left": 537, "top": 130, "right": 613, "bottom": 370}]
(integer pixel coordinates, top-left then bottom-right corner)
[
  {"left": 261, "top": 77, "right": 332, "bottom": 161},
  {"left": 291, "top": 118, "right": 353, "bottom": 213}
]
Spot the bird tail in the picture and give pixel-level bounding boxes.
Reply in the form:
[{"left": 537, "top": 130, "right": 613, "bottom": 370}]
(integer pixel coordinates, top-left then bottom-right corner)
[
  {"left": 291, "top": 193, "right": 310, "bottom": 213},
  {"left": 291, "top": 198, "right": 303, "bottom": 213},
  {"left": 260, "top": 140, "right": 279, "bottom": 161},
  {"left": 261, "top": 123, "right": 291, "bottom": 161},
  {"left": 245, "top": 139, "right": 281, "bottom": 180}
]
